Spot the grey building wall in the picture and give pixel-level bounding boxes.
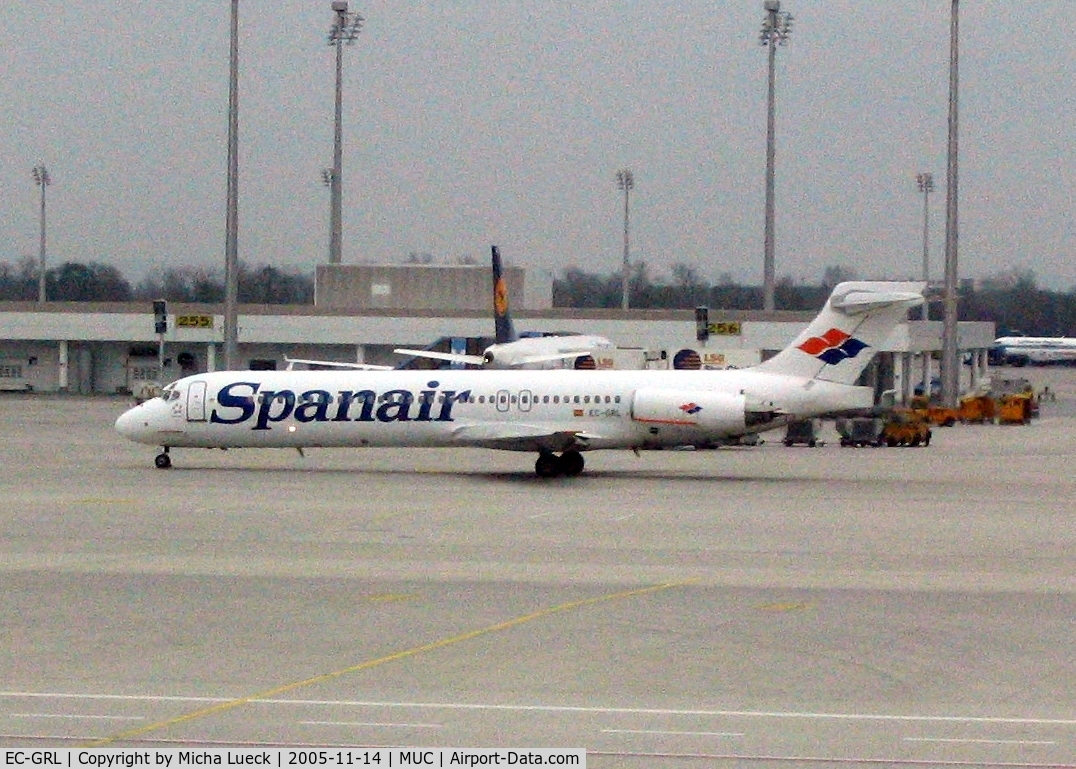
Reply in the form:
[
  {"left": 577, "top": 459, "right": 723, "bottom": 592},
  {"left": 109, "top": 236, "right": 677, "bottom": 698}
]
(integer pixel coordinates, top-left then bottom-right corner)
[{"left": 314, "top": 264, "right": 531, "bottom": 311}]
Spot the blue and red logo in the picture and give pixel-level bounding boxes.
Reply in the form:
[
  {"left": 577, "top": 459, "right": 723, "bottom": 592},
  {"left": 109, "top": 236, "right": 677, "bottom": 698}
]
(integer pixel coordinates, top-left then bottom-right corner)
[
  {"left": 679, "top": 402, "right": 702, "bottom": 415},
  {"left": 797, "top": 328, "right": 868, "bottom": 365}
]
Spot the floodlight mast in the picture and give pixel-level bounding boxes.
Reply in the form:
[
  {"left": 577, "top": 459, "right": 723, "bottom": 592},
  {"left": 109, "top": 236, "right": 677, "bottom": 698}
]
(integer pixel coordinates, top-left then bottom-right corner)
[
  {"left": 327, "top": 1, "right": 363, "bottom": 265},
  {"left": 759, "top": 0, "right": 792, "bottom": 313},
  {"left": 616, "top": 169, "right": 634, "bottom": 311},
  {"left": 916, "top": 172, "right": 934, "bottom": 320},
  {"left": 31, "top": 164, "right": 50, "bottom": 304},
  {"left": 941, "top": 0, "right": 960, "bottom": 408},
  {"left": 223, "top": 0, "right": 240, "bottom": 371}
]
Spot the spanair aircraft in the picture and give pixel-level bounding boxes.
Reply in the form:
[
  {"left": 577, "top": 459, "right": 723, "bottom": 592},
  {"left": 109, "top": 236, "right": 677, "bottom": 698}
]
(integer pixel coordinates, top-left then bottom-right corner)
[
  {"left": 990, "top": 336, "right": 1076, "bottom": 366},
  {"left": 115, "top": 281, "right": 923, "bottom": 477},
  {"left": 393, "top": 246, "right": 615, "bottom": 369}
]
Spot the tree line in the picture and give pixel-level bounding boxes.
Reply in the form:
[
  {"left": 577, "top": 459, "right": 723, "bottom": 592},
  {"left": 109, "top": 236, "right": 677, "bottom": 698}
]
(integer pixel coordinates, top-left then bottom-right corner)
[
  {"left": 0, "top": 256, "right": 1073, "bottom": 336},
  {"left": 0, "top": 257, "right": 313, "bottom": 304}
]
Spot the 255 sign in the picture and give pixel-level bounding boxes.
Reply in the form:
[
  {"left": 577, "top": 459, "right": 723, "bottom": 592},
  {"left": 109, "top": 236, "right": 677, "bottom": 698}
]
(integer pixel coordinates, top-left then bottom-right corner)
[{"left": 176, "top": 314, "right": 214, "bottom": 329}]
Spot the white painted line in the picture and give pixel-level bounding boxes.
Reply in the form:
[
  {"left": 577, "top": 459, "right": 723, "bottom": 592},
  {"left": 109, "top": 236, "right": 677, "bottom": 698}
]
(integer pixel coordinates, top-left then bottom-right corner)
[
  {"left": 301, "top": 720, "right": 441, "bottom": 729},
  {"left": 603, "top": 728, "right": 743, "bottom": 737},
  {"left": 10, "top": 713, "right": 144, "bottom": 721},
  {"left": 3, "top": 693, "right": 223, "bottom": 703},
  {"left": 4, "top": 693, "right": 1076, "bottom": 727},
  {"left": 905, "top": 737, "right": 1058, "bottom": 745}
]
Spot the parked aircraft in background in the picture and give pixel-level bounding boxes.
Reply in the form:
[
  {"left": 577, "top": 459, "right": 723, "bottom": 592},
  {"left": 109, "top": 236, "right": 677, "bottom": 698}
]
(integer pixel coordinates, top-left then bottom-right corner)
[
  {"left": 990, "top": 336, "right": 1076, "bottom": 366},
  {"left": 115, "top": 281, "right": 924, "bottom": 477},
  {"left": 393, "top": 246, "right": 616, "bottom": 370}
]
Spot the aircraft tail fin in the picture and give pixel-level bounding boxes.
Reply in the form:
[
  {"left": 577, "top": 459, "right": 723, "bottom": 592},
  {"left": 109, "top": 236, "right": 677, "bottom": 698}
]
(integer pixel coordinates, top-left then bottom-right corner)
[
  {"left": 753, "top": 281, "right": 925, "bottom": 385},
  {"left": 491, "top": 245, "right": 517, "bottom": 344}
]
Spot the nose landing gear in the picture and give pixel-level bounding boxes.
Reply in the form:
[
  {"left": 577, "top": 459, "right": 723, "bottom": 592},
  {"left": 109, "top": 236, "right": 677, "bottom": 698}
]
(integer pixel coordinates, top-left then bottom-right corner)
[
  {"left": 535, "top": 450, "right": 585, "bottom": 478},
  {"left": 154, "top": 448, "right": 172, "bottom": 469}
]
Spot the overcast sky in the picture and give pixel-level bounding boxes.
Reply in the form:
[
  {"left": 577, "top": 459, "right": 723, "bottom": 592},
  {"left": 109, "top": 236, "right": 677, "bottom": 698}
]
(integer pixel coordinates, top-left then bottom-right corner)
[{"left": 3, "top": 1, "right": 1075, "bottom": 291}]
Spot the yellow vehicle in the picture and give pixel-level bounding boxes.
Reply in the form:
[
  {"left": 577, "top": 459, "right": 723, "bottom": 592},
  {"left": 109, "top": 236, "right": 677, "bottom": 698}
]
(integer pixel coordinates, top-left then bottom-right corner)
[
  {"left": 997, "top": 393, "right": 1034, "bottom": 425},
  {"left": 959, "top": 394, "right": 997, "bottom": 424},
  {"left": 882, "top": 409, "right": 932, "bottom": 447},
  {"left": 909, "top": 395, "right": 959, "bottom": 427}
]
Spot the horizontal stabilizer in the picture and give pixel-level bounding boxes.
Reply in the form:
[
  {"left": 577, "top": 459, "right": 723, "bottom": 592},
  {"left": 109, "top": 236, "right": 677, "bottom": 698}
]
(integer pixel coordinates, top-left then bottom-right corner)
[{"left": 830, "top": 288, "right": 925, "bottom": 314}]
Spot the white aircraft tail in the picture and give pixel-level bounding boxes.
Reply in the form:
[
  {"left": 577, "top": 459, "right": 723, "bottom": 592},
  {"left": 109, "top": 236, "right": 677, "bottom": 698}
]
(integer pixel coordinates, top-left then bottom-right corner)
[{"left": 753, "top": 281, "right": 925, "bottom": 385}]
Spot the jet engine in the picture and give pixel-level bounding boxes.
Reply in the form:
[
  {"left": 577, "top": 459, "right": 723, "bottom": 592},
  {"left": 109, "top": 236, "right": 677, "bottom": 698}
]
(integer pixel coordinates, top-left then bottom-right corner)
[{"left": 630, "top": 388, "right": 749, "bottom": 436}]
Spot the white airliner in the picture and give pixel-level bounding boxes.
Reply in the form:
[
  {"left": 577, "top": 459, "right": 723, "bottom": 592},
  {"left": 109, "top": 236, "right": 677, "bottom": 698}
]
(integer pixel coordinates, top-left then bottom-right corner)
[
  {"left": 115, "top": 281, "right": 924, "bottom": 477},
  {"left": 990, "top": 336, "right": 1076, "bottom": 366},
  {"left": 393, "top": 246, "right": 615, "bottom": 369}
]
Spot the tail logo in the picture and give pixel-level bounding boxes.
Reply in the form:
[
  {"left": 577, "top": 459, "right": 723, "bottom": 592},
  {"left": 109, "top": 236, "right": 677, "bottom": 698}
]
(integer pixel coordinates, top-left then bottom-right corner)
[
  {"left": 494, "top": 277, "right": 509, "bottom": 316},
  {"left": 798, "top": 328, "right": 869, "bottom": 365}
]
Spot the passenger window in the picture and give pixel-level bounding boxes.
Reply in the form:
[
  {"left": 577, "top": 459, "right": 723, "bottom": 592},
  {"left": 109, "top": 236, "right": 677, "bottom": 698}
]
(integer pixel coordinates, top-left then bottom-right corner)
[{"left": 584, "top": 396, "right": 591, "bottom": 403}]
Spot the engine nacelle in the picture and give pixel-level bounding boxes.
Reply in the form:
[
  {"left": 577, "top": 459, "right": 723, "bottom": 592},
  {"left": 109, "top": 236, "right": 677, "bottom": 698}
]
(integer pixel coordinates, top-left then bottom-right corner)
[{"left": 630, "top": 388, "right": 748, "bottom": 436}]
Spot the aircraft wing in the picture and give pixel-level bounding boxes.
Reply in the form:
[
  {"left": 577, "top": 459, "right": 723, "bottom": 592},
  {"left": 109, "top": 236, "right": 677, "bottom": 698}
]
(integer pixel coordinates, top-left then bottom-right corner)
[
  {"left": 450, "top": 422, "right": 598, "bottom": 453},
  {"left": 393, "top": 348, "right": 487, "bottom": 366},
  {"left": 284, "top": 357, "right": 393, "bottom": 371}
]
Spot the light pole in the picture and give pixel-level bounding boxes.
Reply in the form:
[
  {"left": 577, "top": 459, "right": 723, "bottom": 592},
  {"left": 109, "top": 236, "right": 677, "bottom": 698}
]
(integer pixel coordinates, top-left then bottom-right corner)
[
  {"left": 916, "top": 171, "right": 934, "bottom": 317},
  {"left": 940, "top": 0, "right": 960, "bottom": 408},
  {"left": 327, "top": 1, "right": 362, "bottom": 265},
  {"left": 616, "top": 169, "right": 634, "bottom": 311},
  {"left": 759, "top": 0, "right": 792, "bottom": 313},
  {"left": 31, "top": 164, "right": 50, "bottom": 303},
  {"left": 223, "top": 0, "right": 240, "bottom": 371},
  {"left": 321, "top": 167, "right": 334, "bottom": 258}
]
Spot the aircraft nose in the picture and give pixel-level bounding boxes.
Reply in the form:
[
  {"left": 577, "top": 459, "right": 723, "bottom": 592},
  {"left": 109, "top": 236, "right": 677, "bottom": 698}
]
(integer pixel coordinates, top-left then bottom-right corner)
[{"left": 115, "top": 404, "right": 153, "bottom": 443}]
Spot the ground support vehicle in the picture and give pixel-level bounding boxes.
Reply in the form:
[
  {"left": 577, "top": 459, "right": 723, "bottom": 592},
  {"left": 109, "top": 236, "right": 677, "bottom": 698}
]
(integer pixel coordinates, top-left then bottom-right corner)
[
  {"left": 909, "top": 395, "right": 960, "bottom": 427},
  {"left": 882, "top": 409, "right": 932, "bottom": 447},
  {"left": 998, "top": 393, "right": 1034, "bottom": 425},
  {"left": 836, "top": 416, "right": 884, "bottom": 447},
  {"left": 959, "top": 394, "right": 997, "bottom": 424},
  {"left": 783, "top": 418, "right": 824, "bottom": 447}
]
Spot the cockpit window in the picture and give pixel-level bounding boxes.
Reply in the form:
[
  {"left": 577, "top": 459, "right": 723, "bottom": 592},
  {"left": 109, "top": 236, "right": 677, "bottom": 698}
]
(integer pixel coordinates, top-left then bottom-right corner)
[{"left": 158, "top": 381, "right": 180, "bottom": 402}]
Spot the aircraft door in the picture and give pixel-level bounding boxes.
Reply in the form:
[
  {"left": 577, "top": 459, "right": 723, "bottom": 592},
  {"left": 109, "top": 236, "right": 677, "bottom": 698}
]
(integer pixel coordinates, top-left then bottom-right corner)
[
  {"left": 518, "top": 389, "right": 533, "bottom": 412},
  {"left": 186, "top": 380, "right": 208, "bottom": 422},
  {"left": 495, "top": 389, "right": 510, "bottom": 413}
]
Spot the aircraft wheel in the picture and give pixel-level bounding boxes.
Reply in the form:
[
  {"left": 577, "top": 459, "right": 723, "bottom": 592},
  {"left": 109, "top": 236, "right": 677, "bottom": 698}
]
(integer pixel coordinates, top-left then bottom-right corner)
[
  {"left": 535, "top": 452, "right": 561, "bottom": 478},
  {"left": 154, "top": 452, "right": 172, "bottom": 469},
  {"left": 560, "top": 450, "right": 585, "bottom": 477}
]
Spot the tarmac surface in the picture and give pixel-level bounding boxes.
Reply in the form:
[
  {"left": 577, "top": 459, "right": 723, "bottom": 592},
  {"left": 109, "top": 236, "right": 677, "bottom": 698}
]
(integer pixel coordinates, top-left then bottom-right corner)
[{"left": 2, "top": 366, "right": 1075, "bottom": 767}]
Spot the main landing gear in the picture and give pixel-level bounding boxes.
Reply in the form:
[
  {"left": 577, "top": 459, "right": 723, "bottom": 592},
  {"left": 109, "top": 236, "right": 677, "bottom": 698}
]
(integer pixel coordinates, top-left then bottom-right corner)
[
  {"left": 154, "top": 447, "right": 172, "bottom": 469},
  {"left": 535, "top": 450, "right": 585, "bottom": 478}
]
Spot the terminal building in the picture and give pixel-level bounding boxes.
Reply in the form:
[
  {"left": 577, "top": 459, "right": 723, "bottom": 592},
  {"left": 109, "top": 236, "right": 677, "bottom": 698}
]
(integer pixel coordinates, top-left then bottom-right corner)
[{"left": 0, "top": 264, "right": 994, "bottom": 405}]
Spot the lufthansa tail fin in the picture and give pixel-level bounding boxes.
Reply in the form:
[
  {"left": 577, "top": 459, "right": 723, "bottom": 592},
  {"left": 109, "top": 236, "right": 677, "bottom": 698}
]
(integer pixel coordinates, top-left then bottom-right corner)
[
  {"left": 753, "top": 281, "right": 925, "bottom": 385},
  {"left": 491, "top": 245, "right": 517, "bottom": 344}
]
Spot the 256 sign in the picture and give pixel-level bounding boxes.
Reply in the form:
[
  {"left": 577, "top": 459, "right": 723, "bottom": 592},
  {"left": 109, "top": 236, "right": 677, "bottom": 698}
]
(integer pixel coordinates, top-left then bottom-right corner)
[
  {"left": 176, "top": 314, "right": 214, "bottom": 329},
  {"left": 707, "top": 321, "right": 742, "bottom": 336}
]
